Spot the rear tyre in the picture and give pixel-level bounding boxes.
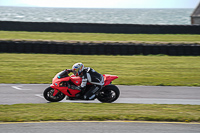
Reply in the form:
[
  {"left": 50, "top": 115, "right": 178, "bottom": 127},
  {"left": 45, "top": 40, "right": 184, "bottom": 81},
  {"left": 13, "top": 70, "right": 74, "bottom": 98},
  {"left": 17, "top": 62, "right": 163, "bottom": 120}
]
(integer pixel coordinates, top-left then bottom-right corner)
[
  {"left": 43, "top": 87, "right": 65, "bottom": 102},
  {"left": 97, "top": 85, "right": 120, "bottom": 103}
]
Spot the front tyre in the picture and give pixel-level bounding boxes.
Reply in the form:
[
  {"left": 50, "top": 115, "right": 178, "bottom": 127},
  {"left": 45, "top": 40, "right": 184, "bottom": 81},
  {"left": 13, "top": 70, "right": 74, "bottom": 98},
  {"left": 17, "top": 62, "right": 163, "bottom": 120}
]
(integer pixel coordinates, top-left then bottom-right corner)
[
  {"left": 43, "top": 87, "right": 65, "bottom": 102},
  {"left": 97, "top": 85, "right": 120, "bottom": 103}
]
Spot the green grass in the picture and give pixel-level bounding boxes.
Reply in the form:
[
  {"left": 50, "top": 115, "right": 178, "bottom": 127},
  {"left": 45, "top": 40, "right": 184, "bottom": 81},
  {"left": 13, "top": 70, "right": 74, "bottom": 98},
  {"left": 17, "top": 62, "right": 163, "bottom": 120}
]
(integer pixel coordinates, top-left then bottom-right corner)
[
  {"left": 0, "top": 53, "right": 200, "bottom": 86},
  {"left": 1, "top": 32, "right": 200, "bottom": 123},
  {"left": 0, "top": 103, "right": 199, "bottom": 122},
  {"left": 0, "top": 31, "right": 200, "bottom": 43}
]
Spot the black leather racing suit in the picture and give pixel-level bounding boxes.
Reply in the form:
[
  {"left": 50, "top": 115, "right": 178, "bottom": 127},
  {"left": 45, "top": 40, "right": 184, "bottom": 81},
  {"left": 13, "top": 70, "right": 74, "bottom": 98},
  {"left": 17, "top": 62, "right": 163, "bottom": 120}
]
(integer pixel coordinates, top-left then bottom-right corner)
[{"left": 80, "top": 67, "right": 104, "bottom": 100}]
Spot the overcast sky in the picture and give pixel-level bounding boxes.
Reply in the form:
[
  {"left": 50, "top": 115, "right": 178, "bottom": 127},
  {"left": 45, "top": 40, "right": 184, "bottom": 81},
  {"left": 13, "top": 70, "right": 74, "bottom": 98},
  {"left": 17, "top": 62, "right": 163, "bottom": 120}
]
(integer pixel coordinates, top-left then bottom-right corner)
[{"left": 0, "top": 0, "right": 199, "bottom": 8}]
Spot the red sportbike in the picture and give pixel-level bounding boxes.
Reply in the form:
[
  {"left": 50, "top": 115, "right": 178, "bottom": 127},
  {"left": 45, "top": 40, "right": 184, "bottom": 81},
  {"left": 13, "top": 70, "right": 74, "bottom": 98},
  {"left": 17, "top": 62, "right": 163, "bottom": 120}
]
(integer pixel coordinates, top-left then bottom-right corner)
[{"left": 43, "top": 70, "right": 120, "bottom": 103}]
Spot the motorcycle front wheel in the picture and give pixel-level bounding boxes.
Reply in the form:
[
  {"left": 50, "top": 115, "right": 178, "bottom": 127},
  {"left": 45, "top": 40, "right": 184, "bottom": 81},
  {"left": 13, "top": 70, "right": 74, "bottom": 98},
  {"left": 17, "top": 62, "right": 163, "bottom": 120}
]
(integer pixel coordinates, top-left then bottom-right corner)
[
  {"left": 43, "top": 87, "right": 65, "bottom": 102},
  {"left": 97, "top": 85, "right": 120, "bottom": 103}
]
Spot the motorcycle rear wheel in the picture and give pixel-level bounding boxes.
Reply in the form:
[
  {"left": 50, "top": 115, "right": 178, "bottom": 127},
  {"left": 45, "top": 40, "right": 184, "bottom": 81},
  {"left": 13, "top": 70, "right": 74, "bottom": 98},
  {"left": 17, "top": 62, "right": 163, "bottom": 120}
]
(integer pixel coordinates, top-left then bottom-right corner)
[
  {"left": 43, "top": 87, "right": 65, "bottom": 102},
  {"left": 97, "top": 85, "right": 120, "bottom": 103}
]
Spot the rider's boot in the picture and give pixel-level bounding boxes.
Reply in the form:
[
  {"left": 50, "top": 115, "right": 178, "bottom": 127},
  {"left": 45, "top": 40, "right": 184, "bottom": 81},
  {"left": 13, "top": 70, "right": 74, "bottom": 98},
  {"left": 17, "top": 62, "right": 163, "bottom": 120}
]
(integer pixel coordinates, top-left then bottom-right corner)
[{"left": 84, "top": 85, "right": 101, "bottom": 100}]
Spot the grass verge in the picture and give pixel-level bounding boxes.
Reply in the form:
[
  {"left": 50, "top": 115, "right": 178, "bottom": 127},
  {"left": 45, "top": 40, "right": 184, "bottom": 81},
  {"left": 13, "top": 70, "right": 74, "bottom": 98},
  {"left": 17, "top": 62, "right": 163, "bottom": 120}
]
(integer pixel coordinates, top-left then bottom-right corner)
[
  {"left": 0, "top": 31, "right": 200, "bottom": 43},
  {"left": 0, "top": 103, "right": 199, "bottom": 122},
  {"left": 0, "top": 53, "right": 200, "bottom": 86}
]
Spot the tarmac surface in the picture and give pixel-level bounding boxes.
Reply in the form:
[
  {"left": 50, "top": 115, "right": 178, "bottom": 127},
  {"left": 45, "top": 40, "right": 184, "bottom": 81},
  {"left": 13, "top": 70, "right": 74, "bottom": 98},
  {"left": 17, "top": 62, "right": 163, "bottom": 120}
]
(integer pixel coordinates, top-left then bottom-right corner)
[
  {"left": 0, "top": 121, "right": 200, "bottom": 133},
  {"left": 1, "top": 84, "right": 200, "bottom": 133},
  {"left": 0, "top": 84, "right": 200, "bottom": 105}
]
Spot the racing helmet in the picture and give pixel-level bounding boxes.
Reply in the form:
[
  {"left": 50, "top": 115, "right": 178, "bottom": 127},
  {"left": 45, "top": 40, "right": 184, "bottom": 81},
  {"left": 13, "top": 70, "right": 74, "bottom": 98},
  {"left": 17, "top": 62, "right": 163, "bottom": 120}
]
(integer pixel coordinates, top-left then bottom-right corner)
[{"left": 72, "top": 63, "right": 84, "bottom": 76}]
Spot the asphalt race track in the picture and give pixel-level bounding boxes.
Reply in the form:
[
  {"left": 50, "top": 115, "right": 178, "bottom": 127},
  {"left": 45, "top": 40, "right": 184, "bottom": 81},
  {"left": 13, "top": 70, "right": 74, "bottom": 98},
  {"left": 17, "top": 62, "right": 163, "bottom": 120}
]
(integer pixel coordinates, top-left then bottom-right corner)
[
  {"left": 1, "top": 84, "right": 200, "bottom": 133},
  {"left": 0, "top": 84, "right": 200, "bottom": 105},
  {"left": 1, "top": 121, "right": 200, "bottom": 133}
]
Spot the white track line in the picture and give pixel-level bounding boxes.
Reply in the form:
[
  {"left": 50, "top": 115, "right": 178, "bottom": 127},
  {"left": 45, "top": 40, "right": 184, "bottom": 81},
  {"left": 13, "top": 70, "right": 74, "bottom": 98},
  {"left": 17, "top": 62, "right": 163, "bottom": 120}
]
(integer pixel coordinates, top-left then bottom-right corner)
[
  {"left": 35, "top": 94, "right": 44, "bottom": 99},
  {"left": 11, "top": 86, "right": 31, "bottom": 90}
]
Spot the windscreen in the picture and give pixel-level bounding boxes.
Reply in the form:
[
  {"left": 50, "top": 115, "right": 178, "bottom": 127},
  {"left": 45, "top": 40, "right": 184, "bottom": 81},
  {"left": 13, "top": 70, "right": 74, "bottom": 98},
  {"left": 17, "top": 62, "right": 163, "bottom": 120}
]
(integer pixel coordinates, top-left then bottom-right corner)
[{"left": 57, "top": 70, "right": 69, "bottom": 79}]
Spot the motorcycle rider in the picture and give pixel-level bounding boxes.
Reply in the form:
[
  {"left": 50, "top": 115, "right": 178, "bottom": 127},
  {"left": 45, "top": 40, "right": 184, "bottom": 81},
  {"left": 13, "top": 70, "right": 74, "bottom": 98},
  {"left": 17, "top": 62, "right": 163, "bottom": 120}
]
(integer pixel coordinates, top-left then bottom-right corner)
[{"left": 66, "top": 63, "right": 104, "bottom": 100}]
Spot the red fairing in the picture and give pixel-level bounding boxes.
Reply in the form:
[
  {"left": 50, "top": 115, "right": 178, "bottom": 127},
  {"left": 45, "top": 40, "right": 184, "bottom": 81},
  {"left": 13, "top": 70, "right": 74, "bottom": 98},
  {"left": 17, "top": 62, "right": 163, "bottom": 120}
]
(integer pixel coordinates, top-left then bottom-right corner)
[
  {"left": 50, "top": 72, "right": 118, "bottom": 98},
  {"left": 52, "top": 77, "right": 70, "bottom": 86},
  {"left": 70, "top": 75, "right": 92, "bottom": 86},
  {"left": 103, "top": 74, "right": 118, "bottom": 86},
  {"left": 70, "top": 74, "right": 118, "bottom": 86},
  {"left": 70, "top": 76, "right": 82, "bottom": 86},
  {"left": 51, "top": 76, "right": 70, "bottom": 96},
  {"left": 70, "top": 74, "right": 119, "bottom": 86},
  {"left": 44, "top": 70, "right": 120, "bottom": 103}
]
